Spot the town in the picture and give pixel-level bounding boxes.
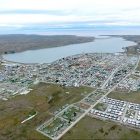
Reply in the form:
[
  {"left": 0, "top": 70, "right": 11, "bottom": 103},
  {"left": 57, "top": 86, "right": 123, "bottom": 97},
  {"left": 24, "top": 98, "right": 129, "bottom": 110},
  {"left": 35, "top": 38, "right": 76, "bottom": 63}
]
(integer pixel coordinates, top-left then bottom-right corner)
[{"left": 0, "top": 52, "right": 140, "bottom": 139}]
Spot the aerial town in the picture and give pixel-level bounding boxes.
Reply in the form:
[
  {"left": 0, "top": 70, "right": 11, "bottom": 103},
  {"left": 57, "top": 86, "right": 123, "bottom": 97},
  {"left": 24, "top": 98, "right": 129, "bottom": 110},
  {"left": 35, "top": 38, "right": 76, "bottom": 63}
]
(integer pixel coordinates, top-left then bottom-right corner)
[{"left": 0, "top": 52, "right": 140, "bottom": 139}]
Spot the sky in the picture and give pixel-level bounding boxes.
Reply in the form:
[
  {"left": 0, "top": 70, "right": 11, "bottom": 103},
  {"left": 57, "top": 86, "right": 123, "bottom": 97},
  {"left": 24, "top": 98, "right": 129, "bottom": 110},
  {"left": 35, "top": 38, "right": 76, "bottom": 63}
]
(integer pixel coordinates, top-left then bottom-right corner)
[{"left": 0, "top": 0, "right": 140, "bottom": 33}]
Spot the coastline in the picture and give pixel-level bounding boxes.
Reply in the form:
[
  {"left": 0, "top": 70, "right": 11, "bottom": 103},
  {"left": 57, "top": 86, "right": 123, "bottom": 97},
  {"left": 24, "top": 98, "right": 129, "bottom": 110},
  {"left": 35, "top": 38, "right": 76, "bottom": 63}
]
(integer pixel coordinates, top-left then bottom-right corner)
[
  {"left": 120, "top": 35, "right": 140, "bottom": 54},
  {"left": 0, "top": 35, "right": 94, "bottom": 55},
  {"left": 107, "top": 35, "right": 139, "bottom": 54},
  {"left": 1, "top": 35, "right": 137, "bottom": 65}
]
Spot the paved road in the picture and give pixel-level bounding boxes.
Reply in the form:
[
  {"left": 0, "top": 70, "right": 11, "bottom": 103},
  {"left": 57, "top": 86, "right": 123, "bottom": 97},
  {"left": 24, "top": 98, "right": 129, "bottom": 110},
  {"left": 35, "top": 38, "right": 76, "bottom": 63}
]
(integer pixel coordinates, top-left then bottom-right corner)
[
  {"left": 101, "top": 65, "right": 122, "bottom": 89},
  {"left": 55, "top": 57, "right": 140, "bottom": 140},
  {"left": 38, "top": 56, "right": 139, "bottom": 140},
  {"left": 120, "top": 102, "right": 129, "bottom": 122}
]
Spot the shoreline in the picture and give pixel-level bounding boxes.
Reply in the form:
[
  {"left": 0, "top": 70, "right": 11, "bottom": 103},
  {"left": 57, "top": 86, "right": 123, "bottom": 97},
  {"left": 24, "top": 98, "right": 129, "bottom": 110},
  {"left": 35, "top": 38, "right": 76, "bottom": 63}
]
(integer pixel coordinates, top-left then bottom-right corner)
[
  {"left": 1, "top": 35, "right": 137, "bottom": 65},
  {"left": 107, "top": 35, "right": 139, "bottom": 54},
  {"left": 0, "top": 34, "right": 94, "bottom": 55},
  {"left": 1, "top": 52, "right": 114, "bottom": 66}
]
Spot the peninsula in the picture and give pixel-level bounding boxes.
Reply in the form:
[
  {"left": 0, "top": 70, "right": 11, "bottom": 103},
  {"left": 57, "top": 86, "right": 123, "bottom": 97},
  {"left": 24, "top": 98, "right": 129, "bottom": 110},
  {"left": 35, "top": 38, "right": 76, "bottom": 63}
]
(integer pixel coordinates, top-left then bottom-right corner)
[{"left": 0, "top": 35, "right": 94, "bottom": 54}]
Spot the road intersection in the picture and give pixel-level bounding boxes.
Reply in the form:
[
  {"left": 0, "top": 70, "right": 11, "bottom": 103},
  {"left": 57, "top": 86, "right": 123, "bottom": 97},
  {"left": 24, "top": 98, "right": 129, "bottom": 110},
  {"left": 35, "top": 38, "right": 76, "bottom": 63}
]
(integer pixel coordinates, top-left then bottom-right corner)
[{"left": 37, "top": 56, "right": 140, "bottom": 140}]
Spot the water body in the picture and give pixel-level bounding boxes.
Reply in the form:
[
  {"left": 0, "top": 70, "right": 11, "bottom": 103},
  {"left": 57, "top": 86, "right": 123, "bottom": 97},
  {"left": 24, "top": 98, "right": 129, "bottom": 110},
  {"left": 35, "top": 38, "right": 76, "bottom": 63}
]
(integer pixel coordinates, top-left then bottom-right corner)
[{"left": 3, "top": 37, "right": 136, "bottom": 64}]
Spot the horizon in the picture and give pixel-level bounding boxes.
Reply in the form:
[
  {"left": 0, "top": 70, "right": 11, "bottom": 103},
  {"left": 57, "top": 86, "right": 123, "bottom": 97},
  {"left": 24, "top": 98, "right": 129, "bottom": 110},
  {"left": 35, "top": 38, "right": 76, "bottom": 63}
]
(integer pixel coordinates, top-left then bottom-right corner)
[{"left": 0, "top": 0, "right": 140, "bottom": 34}]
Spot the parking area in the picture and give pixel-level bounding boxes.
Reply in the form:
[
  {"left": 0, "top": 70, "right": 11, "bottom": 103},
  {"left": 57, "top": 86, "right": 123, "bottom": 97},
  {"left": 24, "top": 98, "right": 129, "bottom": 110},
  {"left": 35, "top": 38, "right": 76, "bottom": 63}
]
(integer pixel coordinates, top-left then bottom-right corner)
[{"left": 88, "top": 97, "right": 140, "bottom": 129}]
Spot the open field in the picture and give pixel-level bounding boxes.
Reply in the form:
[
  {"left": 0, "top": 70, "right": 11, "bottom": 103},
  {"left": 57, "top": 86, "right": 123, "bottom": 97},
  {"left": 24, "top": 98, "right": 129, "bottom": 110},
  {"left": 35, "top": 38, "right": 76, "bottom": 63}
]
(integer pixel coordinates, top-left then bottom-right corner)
[
  {"left": 129, "top": 74, "right": 140, "bottom": 79},
  {"left": 94, "top": 102, "right": 108, "bottom": 111},
  {"left": 62, "top": 116, "right": 140, "bottom": 140},
  {"left": 108, "top": 90, "right": 140, "bottom": 104},
  {"left": 0, "top": 35, "right": 94, "bottom": 54},
  {"left": 0, "top": 83, "right": 93, "bottom": 140},
  {"left": 136, "top": 61, "right": 140, "bottom": 71},
  {"left": 0, "top": 63, "right": 4, "bottom": 70}
]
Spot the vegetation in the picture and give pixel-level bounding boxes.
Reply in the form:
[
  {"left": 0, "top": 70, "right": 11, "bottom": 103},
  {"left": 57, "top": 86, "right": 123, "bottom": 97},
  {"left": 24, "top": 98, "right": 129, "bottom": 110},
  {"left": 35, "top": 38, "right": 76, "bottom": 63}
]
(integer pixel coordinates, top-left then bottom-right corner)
[
  {"left": 28, "top": 109, "right": 36, "bottom": 116},
  {"left": 120, "top": 35, "right": 140, "bottom": 54},
  {"left": 94, "top": 103, "right": 108, "bottom": 111},
  {"left": 125, "top": 109, "right": 136, "bottom": 118},
  {"left": 108, "top": 90, "right": 140, "bottom": 104},
  {"left": 0, "top": 63, "right": 4, "bottom": 70},
  {"left": 0, "top": 35, "right": 94, "bottom": 54},
  {"left": 42, "top": 117, "right": 66, "bottom": 136},
  {"left": 136, "top": 61, "right": 140, "bottom": 71},
  {"left": 0, "top": 83, "right": 93, "bottom": 140},
  {"left": 62, "top": 116, "right": 140, "bottom": 140},
  {"left": 61, "top": 106, "right": 81, "bottom": 121},
  {"left": 110, "top": 35, "right": 140, "bottom": 54}
]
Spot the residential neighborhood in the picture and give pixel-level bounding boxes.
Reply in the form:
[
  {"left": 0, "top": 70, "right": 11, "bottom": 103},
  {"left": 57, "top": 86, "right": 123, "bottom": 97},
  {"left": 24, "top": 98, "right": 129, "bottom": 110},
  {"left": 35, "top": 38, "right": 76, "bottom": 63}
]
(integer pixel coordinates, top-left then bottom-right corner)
[{"left": 1, "top": 52, "right": 140, "bottom": 139}]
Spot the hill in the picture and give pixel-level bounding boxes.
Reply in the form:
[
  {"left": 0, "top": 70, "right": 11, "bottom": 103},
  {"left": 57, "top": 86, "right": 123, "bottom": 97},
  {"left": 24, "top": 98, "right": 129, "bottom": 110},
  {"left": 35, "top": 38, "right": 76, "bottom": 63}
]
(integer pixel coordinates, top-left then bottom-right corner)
[{"left": 0, "top": 35, "right": 94, "bottom": 54}]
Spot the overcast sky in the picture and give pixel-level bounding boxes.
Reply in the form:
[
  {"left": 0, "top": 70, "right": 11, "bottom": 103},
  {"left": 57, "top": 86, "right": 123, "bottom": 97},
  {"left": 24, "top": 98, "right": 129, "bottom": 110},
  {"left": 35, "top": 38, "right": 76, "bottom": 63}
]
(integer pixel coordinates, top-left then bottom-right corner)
[{"left": 0, "top": 0, "right": 140, "bottom": 29}]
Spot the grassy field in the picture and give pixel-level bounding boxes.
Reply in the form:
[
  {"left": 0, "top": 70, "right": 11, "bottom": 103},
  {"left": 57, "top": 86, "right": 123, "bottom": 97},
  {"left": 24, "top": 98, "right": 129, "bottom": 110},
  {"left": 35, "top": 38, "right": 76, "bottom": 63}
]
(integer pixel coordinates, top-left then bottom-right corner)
[
  {"left": 41, "top": 117, "right": 68, "bottom": 137},
  {"left": 129, "top": 74, "right": 140, "bottom": 79},
  {"left": 94, "top": 103, "right": 108, "bottom": 111},
  {"left": 0, "top": 35, "right": 94, "bottom": 54},
  {"left": 0, "top": 83, "right": 93, "bottom": 140},
  {"left": 108, "top": 90, "right": 140, "bottom": 104},
  {"left": 0, "top": 63, "right": 4, "bottom": 70},
  {"left": 62, "top": 116, "right": 140, "bottom": 140},
  {"left": 136, "top": 61, "right": 140, "bottom": 71}
]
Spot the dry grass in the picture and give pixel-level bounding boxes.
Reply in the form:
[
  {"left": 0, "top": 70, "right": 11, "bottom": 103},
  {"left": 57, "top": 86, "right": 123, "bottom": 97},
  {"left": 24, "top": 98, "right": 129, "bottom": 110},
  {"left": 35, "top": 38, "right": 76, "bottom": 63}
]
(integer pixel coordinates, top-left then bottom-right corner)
[
  {"left": 0, "top": 83, "right": 93, "bottom": 140},
  {"left": 62, "top": 116, "right": 140, "bottom": 140},
  {"left": 108, "top": 90, "right": 140, "bottom": 104}
]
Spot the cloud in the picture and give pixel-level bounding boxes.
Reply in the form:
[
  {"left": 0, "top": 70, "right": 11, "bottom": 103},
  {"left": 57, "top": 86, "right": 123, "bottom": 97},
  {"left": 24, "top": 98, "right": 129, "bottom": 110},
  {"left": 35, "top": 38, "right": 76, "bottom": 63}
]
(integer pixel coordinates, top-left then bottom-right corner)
[
  {"left": 0, "top": 0, "right": 140, "bottom": 29},
  {"left": 0, "top": 10, "right": 70, "bottom": 15}
]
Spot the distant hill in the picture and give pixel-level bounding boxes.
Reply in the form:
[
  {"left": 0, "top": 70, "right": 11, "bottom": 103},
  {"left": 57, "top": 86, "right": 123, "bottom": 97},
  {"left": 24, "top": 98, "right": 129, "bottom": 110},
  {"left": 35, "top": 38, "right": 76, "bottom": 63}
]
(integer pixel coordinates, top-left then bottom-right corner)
[
  {"left": 0, "top": 35, "right": 94, "bottom": 54},
  {"left": 120, "top": 35, "right": 140, "bottom": 54},
  {"left": 109, "top": 35, "right": 140, "bottom": 54}
]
